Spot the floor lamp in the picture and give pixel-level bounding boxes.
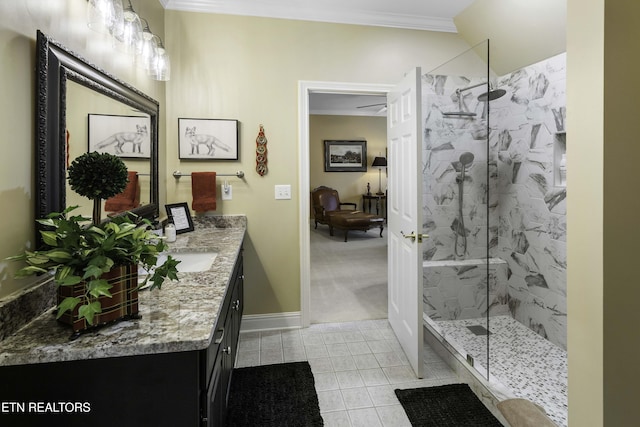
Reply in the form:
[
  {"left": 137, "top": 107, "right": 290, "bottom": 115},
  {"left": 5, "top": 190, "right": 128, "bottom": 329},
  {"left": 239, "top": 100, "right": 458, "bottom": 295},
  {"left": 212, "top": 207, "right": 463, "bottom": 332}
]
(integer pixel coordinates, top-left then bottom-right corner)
[{"left": 372, "top": 156, "right": 387, "bottom": 195}]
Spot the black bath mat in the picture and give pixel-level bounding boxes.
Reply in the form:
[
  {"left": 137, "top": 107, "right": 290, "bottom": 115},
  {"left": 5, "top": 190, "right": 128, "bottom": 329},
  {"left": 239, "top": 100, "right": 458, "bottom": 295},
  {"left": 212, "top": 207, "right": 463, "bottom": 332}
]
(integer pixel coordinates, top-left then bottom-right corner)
[
  {"left": 395, "top": 383, "right": 502, "bottom": 427},
  {"left": 227, "top": 361, "right": 323, "bottom": 427}
]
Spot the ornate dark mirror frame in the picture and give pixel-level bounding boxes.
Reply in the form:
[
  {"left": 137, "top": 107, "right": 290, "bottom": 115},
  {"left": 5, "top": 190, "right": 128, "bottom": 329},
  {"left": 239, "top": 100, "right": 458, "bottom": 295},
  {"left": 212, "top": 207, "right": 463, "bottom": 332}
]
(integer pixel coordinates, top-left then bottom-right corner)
[{"left": 36, "top": 30, "right": 159, "bottom": 238}]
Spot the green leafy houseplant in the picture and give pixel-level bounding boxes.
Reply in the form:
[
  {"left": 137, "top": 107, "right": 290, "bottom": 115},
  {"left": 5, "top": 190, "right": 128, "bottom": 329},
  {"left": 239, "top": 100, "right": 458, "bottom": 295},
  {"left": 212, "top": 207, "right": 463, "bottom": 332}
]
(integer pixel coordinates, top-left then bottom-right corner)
[
  {"left": 8, "top": 152, "right": 179, "bottom": 329},
  {"left": 9, "top": 206, "right": 180, "bottom": 326}
]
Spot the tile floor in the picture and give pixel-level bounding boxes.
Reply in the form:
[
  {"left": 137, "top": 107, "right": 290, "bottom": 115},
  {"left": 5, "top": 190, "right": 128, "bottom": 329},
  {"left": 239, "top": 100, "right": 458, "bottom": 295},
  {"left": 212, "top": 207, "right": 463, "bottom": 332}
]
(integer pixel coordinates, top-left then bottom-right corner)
[
  {"left": 307, "top": 221, "right": 565, "bottom": 425},
  {"left": 236, "top": 319, "right": 460, "bottom": 427}
]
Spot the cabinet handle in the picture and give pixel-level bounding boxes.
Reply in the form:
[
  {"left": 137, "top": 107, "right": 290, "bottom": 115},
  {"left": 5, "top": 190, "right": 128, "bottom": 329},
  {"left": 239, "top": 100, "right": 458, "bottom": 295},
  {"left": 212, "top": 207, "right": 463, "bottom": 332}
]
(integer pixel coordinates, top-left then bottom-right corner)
[
  {"left": 233, "top": 300, "right": 240, "bottom": 311},
  {"left": 240, "top": 274, "right": 245, "bottom": 280},
  {"left": 214, "top": 327, "right": 225, "bottom": 345},
  {"left": 223, "top": 346, "right": 232, "bottom": 355}
]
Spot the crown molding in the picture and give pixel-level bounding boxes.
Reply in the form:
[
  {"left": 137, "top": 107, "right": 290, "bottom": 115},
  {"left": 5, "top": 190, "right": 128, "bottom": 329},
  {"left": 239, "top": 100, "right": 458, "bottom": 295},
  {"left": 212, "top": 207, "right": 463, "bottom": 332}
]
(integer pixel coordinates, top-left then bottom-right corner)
[{"left": 160, "top": 0, "right": 458, "bottom": 33}]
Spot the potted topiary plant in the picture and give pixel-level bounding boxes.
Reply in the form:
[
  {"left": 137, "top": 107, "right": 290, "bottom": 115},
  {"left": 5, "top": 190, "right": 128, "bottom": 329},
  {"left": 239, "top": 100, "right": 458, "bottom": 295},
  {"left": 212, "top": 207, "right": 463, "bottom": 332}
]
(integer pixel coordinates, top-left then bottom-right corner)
[
  {"left": 67, "top": 151, "right": 130, "bottom": 225},
  {"left": 8, "top": 152, "right": 179, "bottom": 338}
]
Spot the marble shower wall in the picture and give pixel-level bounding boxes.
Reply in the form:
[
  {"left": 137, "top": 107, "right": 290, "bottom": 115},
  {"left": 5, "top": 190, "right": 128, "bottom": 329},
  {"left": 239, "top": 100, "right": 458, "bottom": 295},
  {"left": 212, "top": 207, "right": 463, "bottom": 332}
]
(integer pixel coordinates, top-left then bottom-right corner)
[
  {"left": 423, "top": 258, "right": 509, "bottom": 321},
  {"left": 494, "top": 53, "right": 567, "bottom": 350},
  {"left": 421, "top": 74, "right": 494, "bottom": 262},
  {"left": 421, "top": 53, "right": 567, "bottom": 350}
]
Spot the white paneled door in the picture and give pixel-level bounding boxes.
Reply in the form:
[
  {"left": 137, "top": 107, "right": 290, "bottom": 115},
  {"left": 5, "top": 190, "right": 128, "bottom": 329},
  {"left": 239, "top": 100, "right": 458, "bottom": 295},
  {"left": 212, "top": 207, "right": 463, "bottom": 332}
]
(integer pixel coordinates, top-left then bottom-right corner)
[{"left": 386, "top": 68, "right": 424, "bottom": 378}]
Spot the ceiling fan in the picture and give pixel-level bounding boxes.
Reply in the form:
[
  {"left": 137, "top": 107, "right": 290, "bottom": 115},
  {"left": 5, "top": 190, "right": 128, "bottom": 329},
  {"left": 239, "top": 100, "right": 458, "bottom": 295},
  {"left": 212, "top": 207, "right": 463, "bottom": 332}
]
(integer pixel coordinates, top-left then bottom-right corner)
[{"left": 357, "top": 102, "right": 387, "bottom": 113}]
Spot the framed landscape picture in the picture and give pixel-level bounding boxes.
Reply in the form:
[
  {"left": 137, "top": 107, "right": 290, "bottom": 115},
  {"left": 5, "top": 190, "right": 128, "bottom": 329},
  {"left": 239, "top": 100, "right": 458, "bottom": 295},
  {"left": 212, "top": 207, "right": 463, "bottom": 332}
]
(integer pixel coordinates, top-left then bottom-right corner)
[
  {"left": 178, "top": 118, "right": 239, "bottom": 160},
  {"left": 324, "top": 140, "right": 367, "bottom": 172}
]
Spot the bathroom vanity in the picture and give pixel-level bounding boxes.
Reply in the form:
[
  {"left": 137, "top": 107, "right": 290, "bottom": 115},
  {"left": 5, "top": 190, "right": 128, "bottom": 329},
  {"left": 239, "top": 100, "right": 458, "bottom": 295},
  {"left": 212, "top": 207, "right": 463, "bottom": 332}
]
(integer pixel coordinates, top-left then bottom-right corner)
[{"left": 0, "top": 216, "right": 245, "bottom": 427}]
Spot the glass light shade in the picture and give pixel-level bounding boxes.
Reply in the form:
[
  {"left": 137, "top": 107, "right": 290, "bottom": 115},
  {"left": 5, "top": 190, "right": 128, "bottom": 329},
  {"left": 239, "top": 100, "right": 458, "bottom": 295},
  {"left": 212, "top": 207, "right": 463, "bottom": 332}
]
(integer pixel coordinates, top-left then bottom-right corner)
[
  {"left": 109, "top": 0, "right": 124, "bottom": 40},
  {"left": 149, "top": 44, "right": 171, "bottom": 81},
  {"left": 87, "top": 0, "right": 116, "bottom": 34},
  {"left": 118, "top": 5, "right": 142, "bottom": 54},
  {"left": 137, "top": 26, "right": 156, "bottom": 70}
]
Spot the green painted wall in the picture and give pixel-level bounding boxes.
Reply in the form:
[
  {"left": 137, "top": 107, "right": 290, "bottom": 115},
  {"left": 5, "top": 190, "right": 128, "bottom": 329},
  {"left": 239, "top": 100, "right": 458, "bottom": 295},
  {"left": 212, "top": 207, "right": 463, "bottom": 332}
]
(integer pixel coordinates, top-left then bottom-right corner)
[{"left": 163, "top": 11, "right": 470, "bottom": 315}]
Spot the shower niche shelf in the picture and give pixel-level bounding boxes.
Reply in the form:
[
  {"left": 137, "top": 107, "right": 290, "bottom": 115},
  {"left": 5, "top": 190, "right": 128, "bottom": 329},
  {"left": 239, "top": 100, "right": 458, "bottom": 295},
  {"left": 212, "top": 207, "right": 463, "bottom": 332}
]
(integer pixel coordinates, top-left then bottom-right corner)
[{"left": 553, "top": 132, "right": 567, "bottom": 187}]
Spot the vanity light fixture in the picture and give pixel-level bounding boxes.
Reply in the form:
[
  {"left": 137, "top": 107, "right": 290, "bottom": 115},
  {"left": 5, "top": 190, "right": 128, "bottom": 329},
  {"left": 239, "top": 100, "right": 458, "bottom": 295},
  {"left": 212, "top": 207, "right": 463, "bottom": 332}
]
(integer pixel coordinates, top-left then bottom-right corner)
[{"left": 85, "top": 0, "right": 170, "bottom": 81}]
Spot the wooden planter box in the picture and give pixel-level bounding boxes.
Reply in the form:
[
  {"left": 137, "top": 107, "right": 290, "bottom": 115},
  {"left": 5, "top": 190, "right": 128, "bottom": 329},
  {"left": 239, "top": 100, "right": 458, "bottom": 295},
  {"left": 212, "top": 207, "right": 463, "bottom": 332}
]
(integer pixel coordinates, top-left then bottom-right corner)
[{"left": 57, "top": 264, "right": 139, "bottom": 335}]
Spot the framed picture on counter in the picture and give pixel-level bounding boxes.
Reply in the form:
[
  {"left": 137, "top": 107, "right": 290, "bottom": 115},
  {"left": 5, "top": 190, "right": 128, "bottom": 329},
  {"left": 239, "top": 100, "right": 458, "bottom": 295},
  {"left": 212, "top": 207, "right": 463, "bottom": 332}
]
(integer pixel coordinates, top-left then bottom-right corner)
[{"left": 165, "top": 202, "right": 194, "bottom": 234}]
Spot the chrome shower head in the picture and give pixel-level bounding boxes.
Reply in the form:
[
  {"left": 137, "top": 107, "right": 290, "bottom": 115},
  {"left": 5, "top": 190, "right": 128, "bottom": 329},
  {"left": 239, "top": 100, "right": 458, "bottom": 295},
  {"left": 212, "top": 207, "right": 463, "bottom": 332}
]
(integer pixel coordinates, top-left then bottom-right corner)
[
  {"left": 478, "top": 88, "right": 506, "bottom": 102},
  {"left": 459, "top": 152, "right": 475, "bottom": 167},
  {"left": 452, "top": 152, "right": 475, "bottom": 176}
]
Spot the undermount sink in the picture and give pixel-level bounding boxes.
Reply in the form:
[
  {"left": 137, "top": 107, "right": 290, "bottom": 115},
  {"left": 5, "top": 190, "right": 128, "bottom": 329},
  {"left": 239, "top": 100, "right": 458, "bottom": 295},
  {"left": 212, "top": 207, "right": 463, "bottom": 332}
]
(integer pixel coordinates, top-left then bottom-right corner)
[{"left": 139, "top": 251, "right": 218, "bottom": 275}]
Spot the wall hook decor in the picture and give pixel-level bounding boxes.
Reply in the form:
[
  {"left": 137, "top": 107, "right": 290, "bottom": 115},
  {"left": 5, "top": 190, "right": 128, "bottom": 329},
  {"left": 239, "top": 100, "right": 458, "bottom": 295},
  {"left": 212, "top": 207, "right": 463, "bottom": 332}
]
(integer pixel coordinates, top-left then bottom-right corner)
[{"left": 256, "top": 124, "right": 268, "bottom": 176}]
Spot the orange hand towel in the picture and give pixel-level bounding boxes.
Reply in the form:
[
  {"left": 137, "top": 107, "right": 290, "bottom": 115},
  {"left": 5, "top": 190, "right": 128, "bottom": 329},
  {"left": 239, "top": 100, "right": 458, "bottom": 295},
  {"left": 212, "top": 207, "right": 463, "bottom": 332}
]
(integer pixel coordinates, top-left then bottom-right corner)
[
  {"left": 105, "top": 171, "right": 140, "bottom": 212},
  {"left": 192, "top": 172, "right": 217, "bottom": 212}
]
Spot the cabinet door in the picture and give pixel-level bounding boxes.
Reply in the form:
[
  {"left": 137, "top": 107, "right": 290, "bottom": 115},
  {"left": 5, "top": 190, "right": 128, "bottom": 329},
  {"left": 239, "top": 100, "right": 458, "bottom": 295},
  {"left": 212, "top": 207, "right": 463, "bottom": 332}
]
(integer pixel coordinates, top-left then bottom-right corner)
[
  {"left": 203, "top": 352, "right": 224, "bottom": 427},
  {"left": 202, "top": 247, "right": 244, "bottom": 425},
  {"left": 231, "top": 254, "right": 244, "bottom": 360},
  {"left": 221, "top": 293, "right": 235, "bottom": 408},
  {"left": 224, "top": 253, "right": 243, "bottom": 405}
]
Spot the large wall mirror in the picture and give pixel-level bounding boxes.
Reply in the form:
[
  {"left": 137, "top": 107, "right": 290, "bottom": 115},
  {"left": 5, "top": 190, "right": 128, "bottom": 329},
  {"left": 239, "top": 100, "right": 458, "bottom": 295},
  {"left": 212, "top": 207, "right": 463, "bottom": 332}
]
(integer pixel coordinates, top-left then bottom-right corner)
[{"left": 36, "top": 30, "right": 159, "bottom": 235}]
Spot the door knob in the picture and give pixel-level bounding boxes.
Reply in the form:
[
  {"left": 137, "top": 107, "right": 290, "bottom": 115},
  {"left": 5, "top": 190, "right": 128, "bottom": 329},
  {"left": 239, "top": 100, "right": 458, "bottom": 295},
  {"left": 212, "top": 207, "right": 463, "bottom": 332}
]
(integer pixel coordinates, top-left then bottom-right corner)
[
  {"left": 401, "top": 231, "right": 416, "bottom": 242},
  {"left": 401, "top": 231, "right": 429, "bottom": 243}
]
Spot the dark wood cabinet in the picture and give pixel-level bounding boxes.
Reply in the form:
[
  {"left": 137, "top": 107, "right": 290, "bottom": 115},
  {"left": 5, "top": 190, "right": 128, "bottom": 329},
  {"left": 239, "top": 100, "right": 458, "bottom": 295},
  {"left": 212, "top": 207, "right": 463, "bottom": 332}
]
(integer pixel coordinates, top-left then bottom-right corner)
[
  {"left": 0, "top": 250, "right": 244, "bottom": 427},
  {"left": 202, "top": 248, "right": 244, "bottom": 427},
  {"left": 0, "top": 347, "right": 202, "bottom": 426}
]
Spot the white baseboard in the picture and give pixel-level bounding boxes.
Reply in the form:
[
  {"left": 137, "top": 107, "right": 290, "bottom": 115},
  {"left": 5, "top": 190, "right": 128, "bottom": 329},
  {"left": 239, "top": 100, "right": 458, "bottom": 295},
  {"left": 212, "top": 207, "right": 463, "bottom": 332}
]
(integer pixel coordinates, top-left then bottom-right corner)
[{"left": 241, "top": 312, "right": 302, "bottom": 332}]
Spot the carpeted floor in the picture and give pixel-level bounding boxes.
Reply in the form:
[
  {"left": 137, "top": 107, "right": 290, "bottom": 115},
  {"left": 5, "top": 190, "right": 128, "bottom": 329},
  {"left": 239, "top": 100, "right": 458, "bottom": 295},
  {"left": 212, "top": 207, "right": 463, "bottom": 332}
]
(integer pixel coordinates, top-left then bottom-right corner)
[
  {"left": 226, "top": 361, "right": 324, "bottom": 427},
  {"left": 395, "top": 383, "right": 502, "bottom": 427},
  {"left": 310, "top": 223, "right": 387, "bottom": 323}
]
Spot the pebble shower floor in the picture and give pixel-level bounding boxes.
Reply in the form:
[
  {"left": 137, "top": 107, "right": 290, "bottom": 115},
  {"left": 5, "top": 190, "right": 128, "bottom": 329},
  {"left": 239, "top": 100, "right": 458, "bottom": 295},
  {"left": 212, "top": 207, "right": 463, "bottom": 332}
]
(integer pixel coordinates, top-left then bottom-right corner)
[{"left": 436, "top": 315, "right": 567, "bottom": 427}]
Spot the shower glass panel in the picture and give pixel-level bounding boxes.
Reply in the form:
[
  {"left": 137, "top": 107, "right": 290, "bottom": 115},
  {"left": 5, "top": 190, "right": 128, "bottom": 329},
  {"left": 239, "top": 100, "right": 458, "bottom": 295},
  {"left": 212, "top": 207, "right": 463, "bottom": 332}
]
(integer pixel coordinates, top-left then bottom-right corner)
[{"left": 421, "top": 40, "right": 500, "bottom": 381}]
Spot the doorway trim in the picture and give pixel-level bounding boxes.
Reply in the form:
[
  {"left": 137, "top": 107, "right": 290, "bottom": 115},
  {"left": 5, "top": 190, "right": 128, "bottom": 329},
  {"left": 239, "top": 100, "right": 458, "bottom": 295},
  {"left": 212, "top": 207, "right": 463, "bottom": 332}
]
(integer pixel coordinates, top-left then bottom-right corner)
[{"left": 298, "top": 80, "right": 394, "bottom": 327}]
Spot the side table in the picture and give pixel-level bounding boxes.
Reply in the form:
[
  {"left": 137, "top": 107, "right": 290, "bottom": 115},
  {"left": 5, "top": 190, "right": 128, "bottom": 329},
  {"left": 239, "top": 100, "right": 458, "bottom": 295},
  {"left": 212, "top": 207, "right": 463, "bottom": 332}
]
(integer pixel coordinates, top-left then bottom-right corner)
[{"left": 362, "top": 193, "right": 386, "bottom": 222}]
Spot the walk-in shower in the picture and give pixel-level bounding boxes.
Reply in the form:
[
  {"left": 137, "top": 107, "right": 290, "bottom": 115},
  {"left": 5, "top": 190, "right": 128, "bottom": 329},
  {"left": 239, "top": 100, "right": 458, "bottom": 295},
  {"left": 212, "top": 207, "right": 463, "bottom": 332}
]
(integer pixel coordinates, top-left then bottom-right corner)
[{"left": 421, "top": 41, "right": 568, "bottom": 426}]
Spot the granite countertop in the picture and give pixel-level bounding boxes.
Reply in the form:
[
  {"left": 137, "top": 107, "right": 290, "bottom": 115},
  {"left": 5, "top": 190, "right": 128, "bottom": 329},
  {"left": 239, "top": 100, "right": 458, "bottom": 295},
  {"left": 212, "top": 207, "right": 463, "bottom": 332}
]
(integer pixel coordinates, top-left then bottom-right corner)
[{"left": 0, "top": 215, "right": 246, "bottom": 367}]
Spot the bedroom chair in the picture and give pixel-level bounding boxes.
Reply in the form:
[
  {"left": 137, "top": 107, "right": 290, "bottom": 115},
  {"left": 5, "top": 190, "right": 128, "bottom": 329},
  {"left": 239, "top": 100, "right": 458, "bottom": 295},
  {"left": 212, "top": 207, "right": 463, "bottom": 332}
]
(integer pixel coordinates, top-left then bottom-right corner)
[{"left": 311, "top": 186, "right": 384, "bottom": 242}]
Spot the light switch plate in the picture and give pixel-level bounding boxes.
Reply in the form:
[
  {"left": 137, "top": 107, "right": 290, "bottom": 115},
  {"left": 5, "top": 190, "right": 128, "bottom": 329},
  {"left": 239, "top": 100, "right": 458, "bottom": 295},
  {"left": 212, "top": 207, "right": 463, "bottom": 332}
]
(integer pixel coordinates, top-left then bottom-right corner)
[
  {"left": 222, "top": 184, "right": 232, "bottom": 200},
  {"left": 275, "top": 184, "right": 291, "bottom": 200}
]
